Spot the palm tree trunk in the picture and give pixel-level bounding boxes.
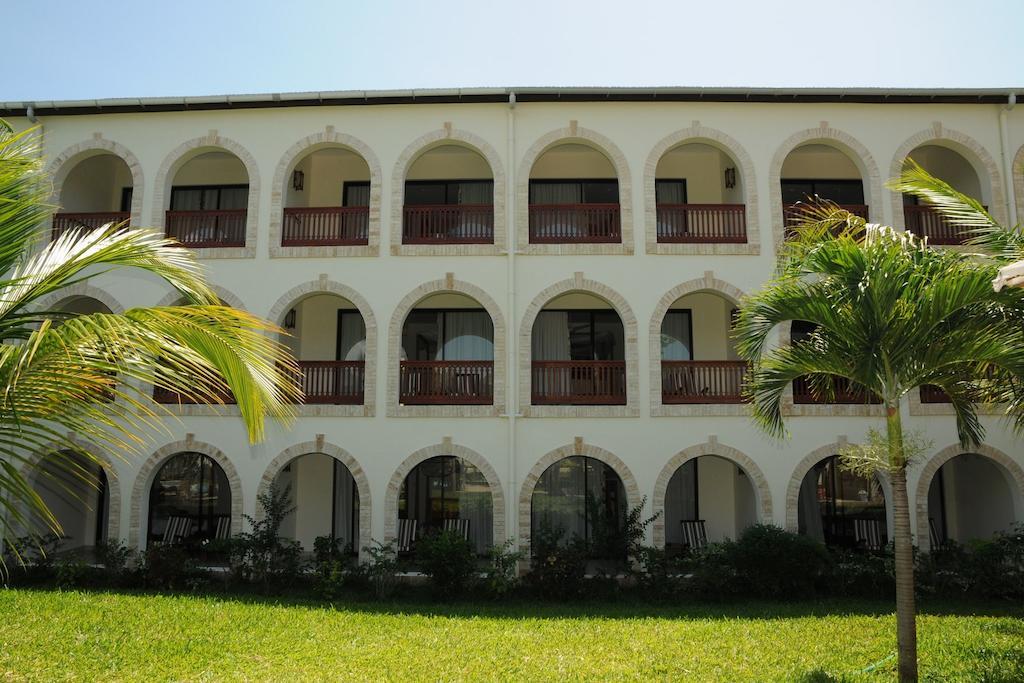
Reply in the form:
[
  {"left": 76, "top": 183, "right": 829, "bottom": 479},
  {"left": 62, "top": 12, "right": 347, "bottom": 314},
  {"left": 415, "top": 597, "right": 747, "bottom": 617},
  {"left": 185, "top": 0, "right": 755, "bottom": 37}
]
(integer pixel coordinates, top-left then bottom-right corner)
[{"left": 887, "top": 406, "right": 918, "bottom": 682}]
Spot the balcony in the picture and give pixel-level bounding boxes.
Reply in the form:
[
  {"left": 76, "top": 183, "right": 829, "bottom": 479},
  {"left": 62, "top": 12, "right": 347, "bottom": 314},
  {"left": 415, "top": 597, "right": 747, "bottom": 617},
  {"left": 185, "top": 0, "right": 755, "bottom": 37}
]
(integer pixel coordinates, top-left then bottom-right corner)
[
  {"left": 153, "top": 386, "right": 236, "bottom": 405},
  {"left": 792, "top": 376, "right": 880, "bottom": 405},
  {"left": 52, "top": 212, "right": 129, "bottom": 240},
  {"left": 165, "top": 209, "right": 246, "bottom": 248},
  {"left": 282, "top": 207, "right": 369, "bottom": 246},
  {"left": 528, "top": 204, "right": 621, "bottom": 243},
  {"left": 662, "top": 361, "right": 748, "bottom": 404},
  {"left": 296, "top": 361, "right": 364, "bottom": 404},
  {"left": 399, "top": 360, "right": 494, "bottom": 405},
  {"left": 531, "top": 360, "right": 626, "bottom": 405},
  {"left": 656, "top": 204, "right": 746, "bottom": 244},
  {"left": 904, "top": 205, "right": 981, "bottom": 245},
  {"left": 402, "top": 205, "right": 493, "bottom": 245}
]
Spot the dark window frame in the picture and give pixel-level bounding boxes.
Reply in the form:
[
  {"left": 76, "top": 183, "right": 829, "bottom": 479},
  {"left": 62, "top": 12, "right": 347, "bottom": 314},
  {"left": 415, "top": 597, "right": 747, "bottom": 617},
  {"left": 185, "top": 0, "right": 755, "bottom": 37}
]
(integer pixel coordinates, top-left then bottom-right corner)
[
  {"left": 662, "top": 308, "right": 695, "bottom": 360},
  {"left": 342, "top": 180, "right": 371, "bottom": 207},
  {"left": 538, "top": 308, "right": 625, "bottom": 361},
  {"left": 119, "top": 187, "right": 133, "bottom": 213},
  {"left": 403, "top": 178, "right": 495, "bottom": 206},
  {"left": 654, "top": 178, "right": 688, "bottom": 204},
  {"left": 335, "top": 309, "right": 366, "bottom": 361},
  {"left": 528, "top": 178, "right": 620, "bottom": 204},
  {"left": 780, "top": 178, "right": 864, "bottom": 205},
  {"left": 170, "top": 183, "right": 250, "bottom": 211},
  {"left": 146, "top": 452, "right": 231, "bottom": 546},
  {"left": 402, "top": 307, "right": 492, "bottom": 361}
]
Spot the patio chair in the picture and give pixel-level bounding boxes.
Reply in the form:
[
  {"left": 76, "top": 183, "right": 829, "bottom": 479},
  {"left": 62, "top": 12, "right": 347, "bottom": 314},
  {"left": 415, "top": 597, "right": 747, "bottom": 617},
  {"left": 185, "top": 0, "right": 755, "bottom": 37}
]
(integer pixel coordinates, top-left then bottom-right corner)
[
  {"left": 214, "top": 515, "right": 232, "bottom": 541},
  {"left": 853, "top": 518, "right": 886, "bottom": 551},
  {"left": 162, "top": 515, "right": 192, "bottom": 545},
  {"left": 680, "top": 519, "right": 708, "bottom": 550},
  {"left": 442, "top": 518, "right": 471, "bottom": 542},
  {"left": 928, "top": 517, "right": 943, "bottom": 549},
  {"left": 397, "top": 518, "right": 418, "bottom": 553}
]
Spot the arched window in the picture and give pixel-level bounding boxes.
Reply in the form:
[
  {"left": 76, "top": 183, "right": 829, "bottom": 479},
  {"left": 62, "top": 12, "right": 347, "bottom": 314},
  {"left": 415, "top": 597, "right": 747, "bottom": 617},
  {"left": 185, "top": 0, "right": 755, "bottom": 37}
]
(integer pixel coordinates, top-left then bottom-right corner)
[
  {"left": 398, "top": 455, "right": 493, "bottom": 554},
  {"left": 273, "top": 453, "right": 360, "bottom": 553},
  {"left": 797, "top": 455, "right": 887, "bottom": 550},
  {"left": 147, "top": 452, "right": 231, "bottom": 548},
  {"left": 30, "top": 451, "right": 109, "bottom": 551},
  {"left": 927, "top": 453, "right": 1017, "bottom": 546}
]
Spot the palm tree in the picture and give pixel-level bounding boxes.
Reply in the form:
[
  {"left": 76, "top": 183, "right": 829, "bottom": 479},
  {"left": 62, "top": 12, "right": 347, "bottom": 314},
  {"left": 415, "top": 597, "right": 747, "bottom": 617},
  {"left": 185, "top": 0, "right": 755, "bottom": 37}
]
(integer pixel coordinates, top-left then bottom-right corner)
[
  {"left": 733, "top": 197, "right": 1024, "bottom": 681},
  {"left": 0, "top": 122, "right": 301, "bottom": 563}
]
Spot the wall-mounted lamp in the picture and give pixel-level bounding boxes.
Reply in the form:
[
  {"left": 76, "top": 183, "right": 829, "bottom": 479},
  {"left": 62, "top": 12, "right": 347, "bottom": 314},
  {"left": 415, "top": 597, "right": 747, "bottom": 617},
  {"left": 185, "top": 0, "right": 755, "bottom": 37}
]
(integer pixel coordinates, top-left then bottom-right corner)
[
  {"left": 283, "top": 308, "right": 296, "bottom": 330},
  {"left": 292, "top": 170, "right": 305, "bottom": 192},
  {"left": 724, "top": 167, "right": 737, "bottom": 189}
]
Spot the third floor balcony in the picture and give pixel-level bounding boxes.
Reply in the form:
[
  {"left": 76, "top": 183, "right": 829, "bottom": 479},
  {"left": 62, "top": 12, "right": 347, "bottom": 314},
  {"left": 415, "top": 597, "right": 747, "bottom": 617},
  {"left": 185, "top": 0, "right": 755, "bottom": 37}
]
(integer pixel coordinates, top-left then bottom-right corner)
[
  {"left": 401, "top": 145, "right": 495, "bottom": 245},
  {"left": 654, "top": 142, "right": 748, "bottom": 244},
  {"left": 281, "top": 145, "right": 371, "bottom": 246},
  {"left": 52, "top": 151, "right": 134, "bottom": 240},
  {"left": 165, "top": 151, "right": 250, "bottom": 248},
  {"left": 528, "top": 143, "right": 621, "bottom": 244}
]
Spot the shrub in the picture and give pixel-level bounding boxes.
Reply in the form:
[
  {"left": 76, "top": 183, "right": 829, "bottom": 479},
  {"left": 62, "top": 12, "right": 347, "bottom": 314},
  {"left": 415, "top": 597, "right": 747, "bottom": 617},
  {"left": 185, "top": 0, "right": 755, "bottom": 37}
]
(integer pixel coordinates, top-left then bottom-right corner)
[
  {"left": 588, "top": 495, "right": 660, "bottom": 564},
  {"left": 966, "top": 524, "right": 1024, "bottom": 601},
  {"left": 416, "top": 529, "right": 478, "bottom": 597},
  {"left": 95, "top": 540, "right": 134, "bottom": 578},
  {"left": 354, "top": 539, "right": 399, "bottom": 600},
  {"left": 632, "top": 546, "right": 687, "bottom": 598},
  {"left": 141, "top": 544, "right": 196, "bottom": 590},
  {"left": 54, "top": 557, "right": 90, "bottom": 589},
  {"left": 481, "top": 540, "right": 523, "bottom": 599},
  {"left": 526, "top": 520, "right": 589, "bottom": 600},
  {"left": 230, "top": 483, "right": 305, "bottom": 590},
  {"left": 725, "top": 524, "right": 830, "bottom": 599},
  {"left": 829, "top": 547, "right": 895, "bottom": 598}
]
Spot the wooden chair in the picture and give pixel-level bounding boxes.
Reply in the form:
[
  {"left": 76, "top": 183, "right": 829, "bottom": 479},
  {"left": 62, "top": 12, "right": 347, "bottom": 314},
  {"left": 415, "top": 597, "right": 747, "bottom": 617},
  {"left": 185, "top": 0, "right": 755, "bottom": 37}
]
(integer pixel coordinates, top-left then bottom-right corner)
[
  {"left": 442, "top": 518, "right": 471, "bottom": 542},
  {"left": 162, "top": 515, "right": 192, "bottom": 545},
  {"left": 853, "top": 518, "right": 886, "bottom": 551},
  {"left": 928, "top": 517, "right": 943, "bottom": 549},
  {"left": 397, "top": 518, "right": 418, "bottom": 553},
  {"left": 214, "top": 515, "right": 232, "bottom": 541},
  {"left": 680, "top": 519, "right": 708, "bottom": 550}
]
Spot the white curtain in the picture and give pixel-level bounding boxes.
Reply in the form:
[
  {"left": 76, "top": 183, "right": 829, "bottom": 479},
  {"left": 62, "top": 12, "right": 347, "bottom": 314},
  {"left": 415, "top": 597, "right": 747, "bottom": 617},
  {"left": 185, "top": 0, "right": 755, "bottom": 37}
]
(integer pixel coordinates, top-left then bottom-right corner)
[
  {"left": 664, "top": 461, "right": 697, "bottom": 546},
  {"left": 798, "top": 470, "right": 825, "bottom": 543},
  {"left": 532, "top": 311, "right": 571, "bottom": 360},
  {"left": 459, "top": 462, "right": 493, "bottom": 554},
  {"left": 338, "top": 314, "right": 366, "bottom": 361},
  {"left": 661, "top": 311, "right": 692, "bottom": 361},
  {"left": 458, "top": 182, "right": 492, "bottom": 205},
  {"left": 443, "top": 311, "right": 493, "bottom": 360},
  {"left": 533, "top": 456, "right": 588, "bottom": 545},
  {"left": 531, "top": 182, "right": 582, "bottom": 204}
]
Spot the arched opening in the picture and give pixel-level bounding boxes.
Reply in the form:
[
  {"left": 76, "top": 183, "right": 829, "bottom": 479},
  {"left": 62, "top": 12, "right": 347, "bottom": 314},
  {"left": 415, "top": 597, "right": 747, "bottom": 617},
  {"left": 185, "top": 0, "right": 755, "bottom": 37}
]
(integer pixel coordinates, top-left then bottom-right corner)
[
  {"left": 660, "top": 292, "right": 744, "bottom": 404},
  {"left": 28, "top": 451, "right": 109, "bottom": 554},
  {"left": 282, "top": 145, "right": 371, "bottom": 247},
  {"left": 531, "top": 292, "right": 625, "bottom": 405},
  {"left": 528, "top": 143, "right": 620, "bottom": 244},
  {"left": 403, "top": 144, "right": 494, "bottom": 245},
  {"left": 664, "top": 455, "right": 757, "bottom": 552},
  {"left": 398, "top": 455, "right": 493, "bottom": 555},
  {"left": 530, "top": 455, "right": 626, "bottom": 561},
  {"left": 279, "top": 293, "right": 366, "bottom": 405},
  {"left": 797, "top": 455, "right": 888, "bottom": 551},
  {"left": 147, "top": 452, "right": 232, "bottom": 552},
  {"left": 399, "top": 292, "right": 494, "bottom": 405},
  {"left": 927, "top": 453, "right": 1017, "bottom": 546},
  {"left": 53, "top": 153, "right": 133, "bottom": 238},
  {"left": 781, "top": 144, "right": 868, "bottom": 231},
  {"left": 166, "top": 150, "right": 249, "bottom": 248},
  {"left": 655, "top": 142, "right": 746, "bottom": 244},
  {"left": 272, "top": 453, "right": 360, "bottom": 554},
  {"left": 902, "top": 145, "right": 986, "bottom": 244}
]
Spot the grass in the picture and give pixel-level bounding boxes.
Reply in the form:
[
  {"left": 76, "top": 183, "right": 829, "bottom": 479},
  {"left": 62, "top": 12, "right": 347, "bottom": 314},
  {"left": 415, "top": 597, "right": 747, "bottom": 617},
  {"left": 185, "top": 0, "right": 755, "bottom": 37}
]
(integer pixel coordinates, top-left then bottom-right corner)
[{"left": 1, "top": 590, "right": 1022, "bottom": 681}]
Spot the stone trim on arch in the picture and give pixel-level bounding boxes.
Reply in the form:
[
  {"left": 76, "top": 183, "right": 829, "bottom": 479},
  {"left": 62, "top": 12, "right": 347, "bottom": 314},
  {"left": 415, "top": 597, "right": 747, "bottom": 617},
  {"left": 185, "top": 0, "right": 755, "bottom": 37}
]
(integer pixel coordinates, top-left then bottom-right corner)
[
  {"left": 32, "top": 283, "right": 125, "bottom": 315},
  {"left": 518, "top": 273, "right": 640, "bottom": 417},
  {"left": 390, "top": 126, "right": 507, "bottom": 256},
  {"left": 768, "top": 124, "right": 883, "bottom": 252},
  {"left": 516, "top": 124, "right": 634, "bottom": 255},
  {"left": 649, "top": 272, "right": 749, "bottom": 417},
  {"left": 382, "top": 439, "right": 505, "bottom": 546},
  {"left": 643, "top": 123, "right": 760, "bottom": 255},
  {"left": 651, "top": 438, "right": 773, "bottom": 547},
  {"left": 888, "top": 124, "right": 1008, "bottom": 230},
  {"left": 47, "top": 134, "right": 145, "bottom": 228},
  {"left": 257, "top": 439, "right": 372, "bottom": 558},
  {"left": 914, "top": 443, "right": 1024, "bottom": 551},
  {"left": 266, "top": 277, "right": 377, "bottom": 417},
  {"left": 387, "top": 275, "right": 506, "bottom": 417},
  {"left": 151, "top": 132, "right": 260, "bottom": 259},
  {"left": 155, "top": 284, "right": 247, "bottom": 311},
  {"left": 269, "top": 128, "right": 382, "bottom": 258},
  {"left": 127, "top": 436, "right": 243, "bottom": 549},
  {"left": 518, "top": 439, "right": 641, "bottom": 553}
]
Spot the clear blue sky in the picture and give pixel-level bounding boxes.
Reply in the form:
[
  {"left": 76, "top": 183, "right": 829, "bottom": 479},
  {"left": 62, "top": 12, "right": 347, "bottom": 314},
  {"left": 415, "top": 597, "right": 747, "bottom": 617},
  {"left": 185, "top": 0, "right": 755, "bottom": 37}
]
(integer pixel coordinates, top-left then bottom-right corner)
[{"left": 8, "top": 0, "right": 1024, "bottom": 101}]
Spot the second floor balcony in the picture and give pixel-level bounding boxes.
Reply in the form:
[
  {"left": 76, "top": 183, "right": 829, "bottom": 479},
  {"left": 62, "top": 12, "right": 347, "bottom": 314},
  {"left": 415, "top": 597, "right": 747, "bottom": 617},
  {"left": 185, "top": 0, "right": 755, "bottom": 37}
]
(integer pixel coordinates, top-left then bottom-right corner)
[
  {"left": 52, "top": 212, "right": 129, "bottom": 240},
  {"left": 656, "top": 204, "right": 747, "bottom": 243},
  {"left": 165, "top": 209, "right": 247, "bottom": 248},
  {"left": 661, "top": 360, "right": 748, "bottom": 403},
  {"left": 295, "top": 360, "right": 365, "bottom": 404},
  {"left": 531, "top": 360, "right": 627, "bottom": 405},
  {"left": 282, "top": 206, "right": 369, "bottom": 246},
  {"left": 402, "top": 204, "right": 494, "bottom": 244},
  {"left": 528, "top": 203, "right": 621, "bottom": 243},
  {"left": 904, "top": 205, "right": 983, "bottom": 245},
  {"left": 792, "top": 375, "right": 881, "bottom": 405},
  {"left": 399, "top": 360, "right": 494, "bottom": 404}
]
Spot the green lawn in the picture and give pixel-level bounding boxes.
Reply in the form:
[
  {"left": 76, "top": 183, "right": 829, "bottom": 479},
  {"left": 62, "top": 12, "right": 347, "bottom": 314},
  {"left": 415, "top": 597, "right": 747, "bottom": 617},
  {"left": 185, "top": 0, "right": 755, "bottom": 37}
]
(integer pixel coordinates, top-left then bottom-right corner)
[{"left": 1, "top": 590, "right": 1022, "bottom": 681}]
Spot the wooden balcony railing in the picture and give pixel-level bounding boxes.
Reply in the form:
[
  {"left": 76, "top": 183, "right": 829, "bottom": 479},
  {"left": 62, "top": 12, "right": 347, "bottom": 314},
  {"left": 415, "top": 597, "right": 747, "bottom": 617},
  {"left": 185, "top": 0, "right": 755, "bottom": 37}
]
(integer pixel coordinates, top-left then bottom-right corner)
[
  {"left": 661, "top": 361, "right": 748, "bottom": 404},
  {"left": 792, "top": 375, "right": 881, "bottom": 404},
  {"left": 402, "top": 205, "right": 494, "bottom": 244},
  {"left": 165, "top": 209, "right": 247, "bottom": 248},
  {"left": 656, "top": 204, "right": 747, "bottom": 243},
  {"left": 904, "top": 205, "right": 984, "bottom": 245},
  {"left": 920, "top": 384, "right": 951, "bottom": 403},
  {"left": 282, "top": 206, "right": 369, "bottom": 246},
  {"left": 531, "top": 360, "right": 627, "bottom": 405},
  {"left": 399, "top": 360, "right": 494, "bottom": 404},
  {"left": 52, "top": 212, "right": 129, "bottom": 240},
  {"left": 784, "top": 204, "right": 869, "bottom": 239},
  {"left": 296, "top": 361, "right": 364, "bottom": 404},
  {"left": 528, "top": 204, "right": 621, "bottom": 243},
  {"left": 153, "top": 386, "right": 236, "bottom": 405}
]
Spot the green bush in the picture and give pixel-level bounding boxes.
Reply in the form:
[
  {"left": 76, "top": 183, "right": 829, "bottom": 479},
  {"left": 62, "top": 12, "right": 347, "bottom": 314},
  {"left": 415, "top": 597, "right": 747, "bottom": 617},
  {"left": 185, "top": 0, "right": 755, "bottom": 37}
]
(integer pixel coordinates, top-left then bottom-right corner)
[
  {"left": 829, "top": 547, "right": 895, "bottom": 598},
  {"left": 416, "top": 529, "right": 478, "bottom": 597},
  {"left": 140, "top": 544, "right": 197, "bottom": 590},
  {"left": 632, "top": 546, "right": 688, "bottom": 598},
  {"left": 481, "top": 540, "right": 523, "bottom": 599},
  {"left": 352, "top": 540, "right": 399, "bottom": 600},
  {"left": 526, "top": 520, "right": 589, "bottom": 600},
  {"left": 230, "top": 484, "right": 305, "bottom": 590}
]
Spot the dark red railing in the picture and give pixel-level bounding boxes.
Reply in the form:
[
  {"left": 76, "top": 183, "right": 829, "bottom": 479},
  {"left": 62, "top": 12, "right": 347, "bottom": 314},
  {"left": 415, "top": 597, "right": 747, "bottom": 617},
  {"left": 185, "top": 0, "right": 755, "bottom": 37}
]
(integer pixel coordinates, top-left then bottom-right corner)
[
  {"left": 153, "top": 386, "right": 236, "bottom": 405},
  {"left": 399, "top": 360, "right": 494, "bottom": 404},
  {"left": 165, "top": 209, "right": 247, "bottom": 248},
  {"left": 920, "top": 385, "right": 951, "bottom": 403},
  {"left": 904, "top": 205, "right": 984, "bottom": 245},
  {"left": 528, "top": 204, "right": 621, "bottom": 243},
  {"left": 402, "top": 205, "right": 494, "bottom": 244},
  {"left": 661, "top": 361, "right": 748, "bottom": 404},
  {"left": 531, "top": 360, "right": 627, "bottom": 405},
  {"left": 282, "top": 206, "right": 369, "bottom": 246},
  {"left": 656, "top": 204, "right": 747, "bottom": 243},
  {"left": 52, "top": 212, "right": 129, "bottom": 240},
  {"left": 792, "top": 375, "right": 881, "bottom": 404},
  {"left": 296, "top": 361, "right": 364, "bottom": 404}
]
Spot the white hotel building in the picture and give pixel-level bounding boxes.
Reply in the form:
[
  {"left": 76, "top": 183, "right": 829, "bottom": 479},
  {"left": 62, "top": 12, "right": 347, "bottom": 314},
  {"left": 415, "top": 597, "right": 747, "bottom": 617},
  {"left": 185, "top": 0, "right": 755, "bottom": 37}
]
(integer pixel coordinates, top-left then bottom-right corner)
[{"left": 6, "top": 87, "right": 1024, "bottom": 561}]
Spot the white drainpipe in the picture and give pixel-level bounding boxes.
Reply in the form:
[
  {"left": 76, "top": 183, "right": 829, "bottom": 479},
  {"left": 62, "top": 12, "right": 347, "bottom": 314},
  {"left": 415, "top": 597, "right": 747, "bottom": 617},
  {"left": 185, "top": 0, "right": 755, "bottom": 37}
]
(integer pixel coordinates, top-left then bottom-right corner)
[
  {"left": 999, "top": 92, "right": 1017, "bottom": 226},
  {"left": 505, "top": 91, "right": 519, "bottom": 551}
]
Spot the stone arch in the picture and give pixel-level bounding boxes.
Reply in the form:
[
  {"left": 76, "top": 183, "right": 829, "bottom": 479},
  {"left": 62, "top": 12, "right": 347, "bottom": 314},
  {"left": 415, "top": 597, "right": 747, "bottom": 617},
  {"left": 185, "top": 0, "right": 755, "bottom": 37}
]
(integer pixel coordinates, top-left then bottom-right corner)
[
  {"left": 127, "top": 437, "right": 243, "bottom": 548},
  {"left": 151, "top": 132, "right": 261, "bottom": 257},
  {"left": 769, "top": 124, "right": 883, "bottom": 251},
  {"left": 1013, "top": 143, "right": 1024, "bottom": 224},
  {"left": 33, "top": 283, "right": 125, "bottom": 315},
  {"left": 390, "top": 127, "right": 506, "bottom": 254},
  {"left": 387, "top": 275, "right": 506, "bottom": 416},
  {"left": 888, "top": 124, "right": 1007, "bottom": 228},
  {"left": 517, "top": 124, "right": 634, "bottom": 254},
  {"left": 915, "top": 443, "right": 1024, "bottom": 550},
  {"left": 518, "top": 440, "right": 641, "bottom": 552},
  {"left": 46, "top": 135, "right": 145, "bottom": 226},
  {"left": 651, "top": 439, "right": 773, "bottom": 547},
  {"left": 383, "top": 439, "right": 505, "bottom": 545},
  {"left": 518, "top": 273, "right": 639, "bottom": 416},
  {"left": 643, "top": 123, "right": 760, "bottom": 254},
  {"left": 155, "top": 284, "right": 246, "bottom": 311},
  {"left": 269, "top": 128, "right": 382, "bottom": 257},
  {"left": 257, "top": 439, "right": 372, "bottom": 555},
  {"left": 648, "top": 273, "right": 746, "bottom": 414},
  {"left": 18, "top": 436, "right": 122, "bottom": 542}
]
